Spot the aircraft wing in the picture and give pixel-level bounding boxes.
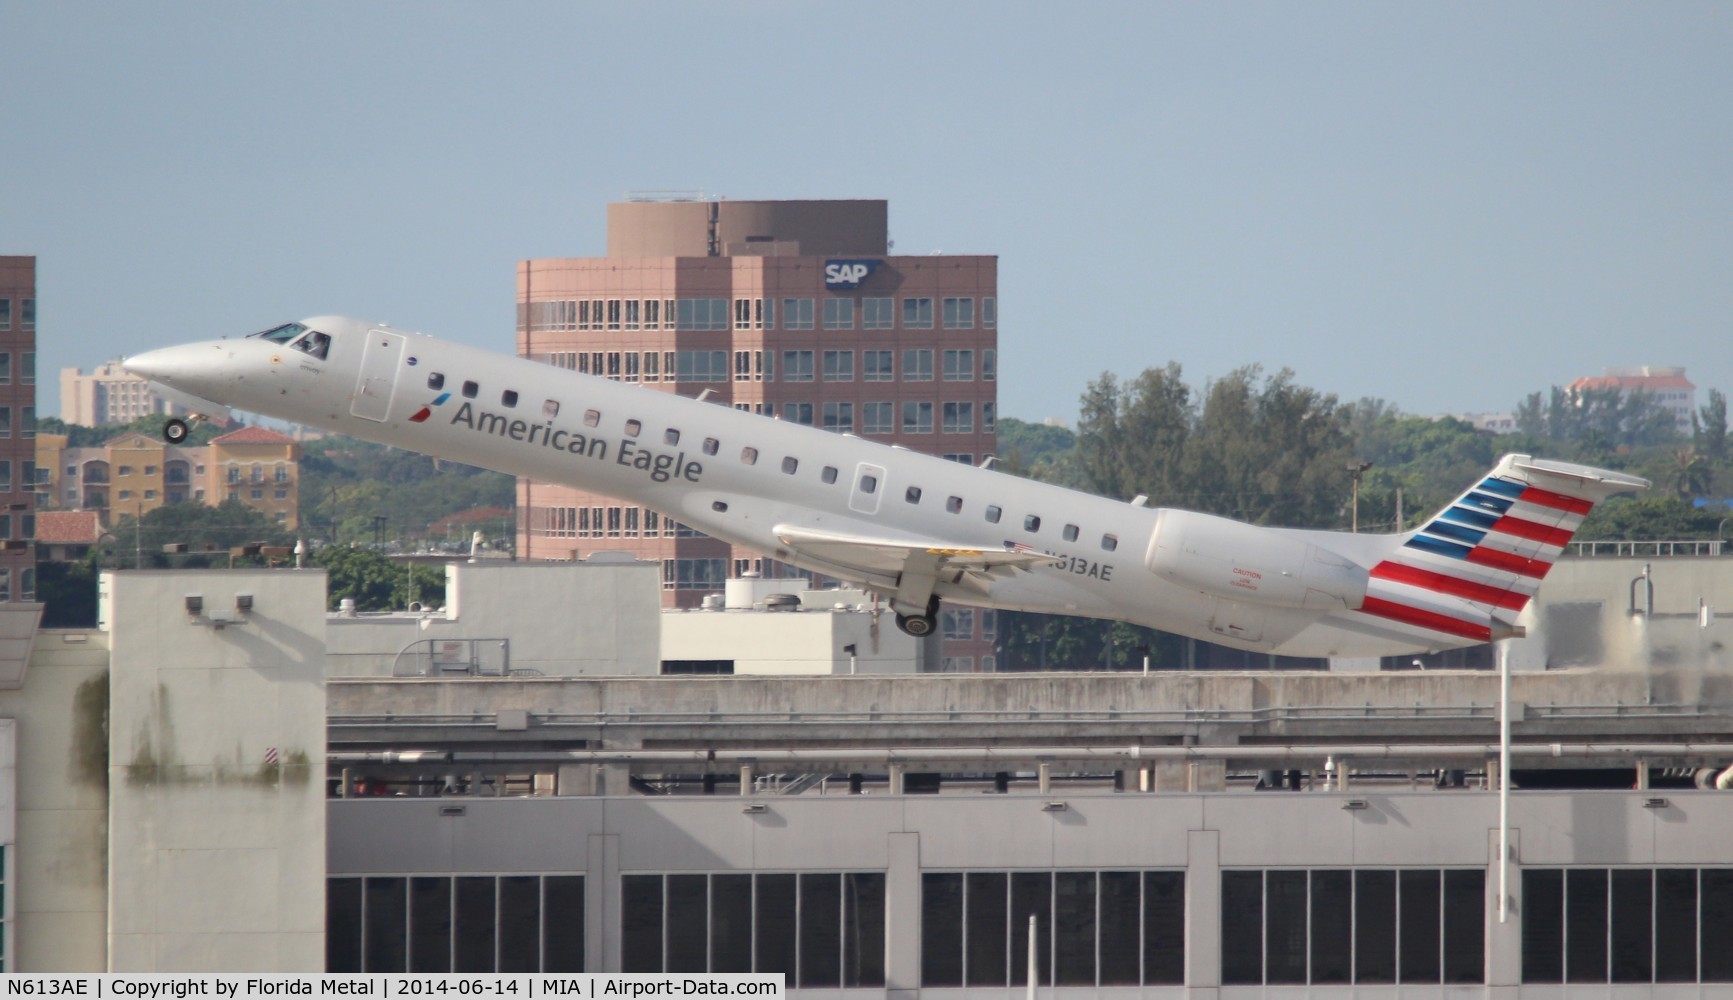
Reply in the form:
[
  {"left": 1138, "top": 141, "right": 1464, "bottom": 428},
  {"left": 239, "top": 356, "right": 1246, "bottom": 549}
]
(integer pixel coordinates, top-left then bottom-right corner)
[{"left": 773, "top": 524, "right": 1051, "bottom": 583}]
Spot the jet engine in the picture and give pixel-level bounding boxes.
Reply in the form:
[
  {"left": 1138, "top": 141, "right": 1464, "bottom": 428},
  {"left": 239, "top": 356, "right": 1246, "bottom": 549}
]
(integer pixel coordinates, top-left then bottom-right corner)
[{"left": 1146, "top": 508, "right": 1368, "bottom": 611}]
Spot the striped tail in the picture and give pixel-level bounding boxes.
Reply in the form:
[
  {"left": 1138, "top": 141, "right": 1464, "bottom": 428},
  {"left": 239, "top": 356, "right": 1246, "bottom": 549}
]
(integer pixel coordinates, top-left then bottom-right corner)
[{"left": 1359, "top": 455, "right": 1649, "bottom": 646}]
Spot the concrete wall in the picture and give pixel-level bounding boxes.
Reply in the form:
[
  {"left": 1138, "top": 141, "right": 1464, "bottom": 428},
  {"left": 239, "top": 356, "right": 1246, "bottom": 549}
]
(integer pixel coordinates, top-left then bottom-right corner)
[
  {"left": 0, "top": 630, "right": 110, "bottom": 970},
  {"left": 329, "top": 789, "right": 1733, "bottom": 992},
  {"left": 104, "top": 570, "right": 327, "bottom": 971},
  {"left": 323, "top": 560, "right": 661, "bottom": 678}
]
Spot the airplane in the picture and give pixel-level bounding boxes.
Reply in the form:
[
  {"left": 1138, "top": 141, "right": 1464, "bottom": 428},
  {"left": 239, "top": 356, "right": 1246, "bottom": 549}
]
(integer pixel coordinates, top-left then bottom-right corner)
[{"left": 123, "top": 316, "right": 1649, "bottom": 658}]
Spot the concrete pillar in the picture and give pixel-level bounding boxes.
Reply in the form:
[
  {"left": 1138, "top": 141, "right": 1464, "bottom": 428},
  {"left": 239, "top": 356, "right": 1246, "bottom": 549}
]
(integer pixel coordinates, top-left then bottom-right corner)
[
  {"left": 1635, "top": 757, "right": 1651, "bottom": 790},
  {"left": 601, "top": 762, "right": 632, "bottom": 796},
  {"left": 557, "top": 763, "right": 599, "bottom": 796},
  {"left": 888, "top": 764, "right": 905, "bottom": 796},
  {"left": 1149, "top": 761, "right": 1189, "bottom": 792},
  {"left": 1187, "top": 760, "right": 1227, "bottom": 792},
  {"left": 1037, "top": 762, "right": 1052, "bottom": 793},
  {"left": 884, "top": 832, "right": 921, "bottom": 998},
  {"left": 1186, "top": 829, "right": 1221, "bottom": 990},
  {"left": 587, "top": 834, "right": 621, "bottom": 973},
  {"left": 739, "top": 764, "right": 755, "bottom": 795},
  {"left": 1486, "top": 826, "right": 1522, "bottom": 988}
]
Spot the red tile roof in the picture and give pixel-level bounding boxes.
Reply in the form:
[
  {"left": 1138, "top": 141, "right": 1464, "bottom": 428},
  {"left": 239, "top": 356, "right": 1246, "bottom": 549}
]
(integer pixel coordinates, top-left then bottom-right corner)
[
  {"left": 211, "top": 425, "right": 298, "bottom": 445},
  {"left": 36, "top": 511, "right": 102, "bottom": 545}
]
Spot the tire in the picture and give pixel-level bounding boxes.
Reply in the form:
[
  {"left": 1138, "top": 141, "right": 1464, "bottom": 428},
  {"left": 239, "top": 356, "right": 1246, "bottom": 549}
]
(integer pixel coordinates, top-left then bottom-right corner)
[
  {"left": 897, "top": 613, "right": 935, "bottom": 638},
  {"left": 163, "top": 418, "right": 190, "bottom": 444}
]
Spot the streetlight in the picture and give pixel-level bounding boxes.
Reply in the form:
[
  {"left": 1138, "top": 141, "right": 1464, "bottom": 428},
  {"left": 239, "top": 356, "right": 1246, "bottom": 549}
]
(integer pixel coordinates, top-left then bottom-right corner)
[{"left": 1346, "top": 461, "right": 1374, "bottom": 533}]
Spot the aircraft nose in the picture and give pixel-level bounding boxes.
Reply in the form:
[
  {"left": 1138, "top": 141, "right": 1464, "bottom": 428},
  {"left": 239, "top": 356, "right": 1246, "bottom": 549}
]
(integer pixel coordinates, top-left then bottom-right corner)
[{"left": 123, "top": 342, "right": 231, "bottom": 387}]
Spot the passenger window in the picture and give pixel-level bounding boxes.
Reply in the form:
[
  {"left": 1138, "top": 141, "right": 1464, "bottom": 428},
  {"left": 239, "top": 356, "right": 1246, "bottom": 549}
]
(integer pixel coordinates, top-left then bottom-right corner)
[
  {"left": 462, "top": 381, "right": 479, "bottom": 399},
  {"left": 1102, "top": 534, "right": 1119, "bottom": 552},
  {"left": 906, "top": 486, "right": 922, "bottom": 504},
  {"left": 428, "top": 373, "right": 445, "bottom": 390},
  {"left": 502, "top": 390, "right": 519, "bottom": 407},
  {"left": 624, "top": 419, "right": 641, "bottom": 437},
  {"left": 712, "top": 501, "right": 728, "bottom": 512},
  {"left": 985, "top": 505, "right": 1002, "bottom": 524},
  {"left": 665, "top": 429, "right": 680, "bottom": 445},
  {"left": 946, "top": 496, "right": 963, "bottom": 514},
  {"left": 741, "top": 447, "right": 758, "bottom": 465},
  {"left": 1024, "top": 515, "right": 1041, "bottom": 533},
  {"left": 782, "top": 457, "right": 798, "bottom": 475},
  {"left": 543, "top": 400, "right": 559, "bottom": 418},
  {"left": 1063, "top": 524, "right": 1079, "bottom": 542},
  {"left": 584, "top": 409, "right": 601, "bottom": 427},
  {"left": 860, "top": 474, "right": 878, "bottom": 494},
  {"left": 821, "top": 466, "right": 839, "bottom": 484},
  {"left": 703, "top": 438, "right": 720, "bottom": 456}
]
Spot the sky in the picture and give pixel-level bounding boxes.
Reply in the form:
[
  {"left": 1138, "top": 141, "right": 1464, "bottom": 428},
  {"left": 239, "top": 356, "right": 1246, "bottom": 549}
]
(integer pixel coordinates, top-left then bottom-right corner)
[{"left": 4, "top": 2, "right": 1730, "bottom": 426}]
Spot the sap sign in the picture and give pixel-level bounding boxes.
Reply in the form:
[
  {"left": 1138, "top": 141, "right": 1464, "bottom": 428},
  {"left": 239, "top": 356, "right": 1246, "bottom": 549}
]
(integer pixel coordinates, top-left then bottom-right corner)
[{"left": 824, "top": 259, "right": 881, "bottom": 288}]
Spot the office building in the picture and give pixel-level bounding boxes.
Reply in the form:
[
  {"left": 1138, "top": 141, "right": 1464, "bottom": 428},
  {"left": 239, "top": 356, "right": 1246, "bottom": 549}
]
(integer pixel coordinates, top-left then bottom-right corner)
[
  {"left": 515, "top": 199, "right": 998, "bottom": 668},
  {"left": 59, "top": 360, "right": 186, "bottom": 427},
  {"left": 0, "top": 257, "right": 38, "bottom": 601}
]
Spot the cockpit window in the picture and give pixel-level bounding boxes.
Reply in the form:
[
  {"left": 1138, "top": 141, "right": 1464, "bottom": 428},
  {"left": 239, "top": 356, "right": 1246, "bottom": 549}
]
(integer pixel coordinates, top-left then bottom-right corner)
[
  {"left": 251, "top": 322, "right": 308, "bottom": 344},
  {"left": 289, "top": 330, "right": 331, "bottom": 360}
]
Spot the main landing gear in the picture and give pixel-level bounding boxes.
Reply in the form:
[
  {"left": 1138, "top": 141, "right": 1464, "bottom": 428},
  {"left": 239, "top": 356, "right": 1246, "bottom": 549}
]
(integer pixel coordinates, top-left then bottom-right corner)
[
  {"left": 162, "top": 414, "right": 209, "bottom": 444},
  {"left": 894, "top": 597, "right": 941, "bottom": 638}
]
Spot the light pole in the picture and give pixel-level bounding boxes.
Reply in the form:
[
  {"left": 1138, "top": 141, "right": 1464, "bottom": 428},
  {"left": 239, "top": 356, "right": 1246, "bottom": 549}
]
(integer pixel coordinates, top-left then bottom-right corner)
[{"left": 1346, "top": 461, "right": 1374, "bottom": 533}]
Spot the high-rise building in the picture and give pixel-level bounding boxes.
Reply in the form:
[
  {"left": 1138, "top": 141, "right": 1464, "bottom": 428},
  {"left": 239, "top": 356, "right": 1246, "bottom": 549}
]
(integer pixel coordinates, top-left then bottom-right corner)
[
  {"left": 60, "top": 359, "right": 186, "bottom": 426},
  {"left": 0, "top": 257, "right": 37, "bottom": 601},
  {"left": 516, "top": 199, "right": 1000, "bottom": 669}
]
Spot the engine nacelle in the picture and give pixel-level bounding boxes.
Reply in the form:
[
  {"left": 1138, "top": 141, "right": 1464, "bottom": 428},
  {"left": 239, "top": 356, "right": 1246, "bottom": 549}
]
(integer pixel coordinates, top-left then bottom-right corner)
[{"left": 1146, "top": 508, "right": 1368, "bottom": 611}]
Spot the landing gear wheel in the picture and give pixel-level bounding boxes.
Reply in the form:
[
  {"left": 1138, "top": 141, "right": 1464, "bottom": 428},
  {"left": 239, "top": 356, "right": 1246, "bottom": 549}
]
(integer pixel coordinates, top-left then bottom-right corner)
[
  {"left": 896, "top": 612, "right": 936, "bottom": 638},
  {"left": 163, "top": 418, "right": 190, "bottom": 444}
]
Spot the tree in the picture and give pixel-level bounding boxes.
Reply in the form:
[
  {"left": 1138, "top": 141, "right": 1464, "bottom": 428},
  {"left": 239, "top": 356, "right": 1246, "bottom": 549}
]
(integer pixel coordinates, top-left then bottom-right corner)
[
  {"left": 1696, "top": 389, "right": 1728, "bottom": 463},
  {"left": 104, "top": 498, "right": 292, "bottom": 568},
  {"left": 1667, "top": 448, "right": 1713, "bottom": 502},
  {"left": 309, "top": 545, "right": 446, "bottom": 612}
]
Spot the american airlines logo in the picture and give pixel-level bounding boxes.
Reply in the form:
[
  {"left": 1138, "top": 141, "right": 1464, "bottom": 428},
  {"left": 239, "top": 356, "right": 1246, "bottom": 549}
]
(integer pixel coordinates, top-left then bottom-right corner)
[
  {"left": 824, "top": 259, "right": 881, "bottom": 288},
  {"left": 409, "top": 393, "right": 451, "bottom": 422}
]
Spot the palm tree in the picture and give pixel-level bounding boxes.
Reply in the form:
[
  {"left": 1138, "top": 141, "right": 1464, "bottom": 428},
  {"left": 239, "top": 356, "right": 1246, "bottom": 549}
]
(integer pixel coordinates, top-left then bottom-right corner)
[{"left": 1669, "top": 448, "right": 1713, "bottom": 501}]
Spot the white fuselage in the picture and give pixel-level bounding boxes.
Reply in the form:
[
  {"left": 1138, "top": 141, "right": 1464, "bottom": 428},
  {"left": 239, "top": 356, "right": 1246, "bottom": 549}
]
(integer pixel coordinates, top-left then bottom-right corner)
[{"left": 124, "top": 317, "right": 1475, "bottom": 659}]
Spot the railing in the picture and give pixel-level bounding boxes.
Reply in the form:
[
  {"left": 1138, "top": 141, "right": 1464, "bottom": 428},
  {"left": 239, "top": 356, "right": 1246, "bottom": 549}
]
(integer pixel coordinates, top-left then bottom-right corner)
[
  {"left": 390, "top": 637, "right": 512, "bottom": 677},
  {"left": 1571, "top": 540, "right": 1723, "bottom": 558}
]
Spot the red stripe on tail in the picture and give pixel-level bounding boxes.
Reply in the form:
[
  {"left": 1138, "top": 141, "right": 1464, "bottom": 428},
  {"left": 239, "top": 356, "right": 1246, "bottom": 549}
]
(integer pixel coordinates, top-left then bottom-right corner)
[
  {"left": 1489, "top": 515, "right": 1575, "bottom": 548},
  {"left": 1518, "top": 485, "right": 1594, "bottom": 516},
  {"left": 1370, "top": 562, "right": 1529, "bottom": 612},
  {"left": 1359, "top": 596, "right": 1493, "bottom": 642}
]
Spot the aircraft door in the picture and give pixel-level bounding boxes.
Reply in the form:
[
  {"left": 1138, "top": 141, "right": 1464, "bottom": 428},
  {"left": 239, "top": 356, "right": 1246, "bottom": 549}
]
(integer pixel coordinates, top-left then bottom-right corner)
[
  {"left": 351, "top": 330, "right": 406, "bottom": 422},
  {"left": 849, "top": 462, "right": 886, "bottom": 516}
]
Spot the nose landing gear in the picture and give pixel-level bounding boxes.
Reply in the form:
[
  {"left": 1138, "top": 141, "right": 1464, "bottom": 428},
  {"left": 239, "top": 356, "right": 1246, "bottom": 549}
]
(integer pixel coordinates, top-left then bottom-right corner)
[
  {"left": 162, "top": 414, "right": 210, "bottom": 444},
  {"left": 894, "top": 596, "right": 941, "bottom": 638}
]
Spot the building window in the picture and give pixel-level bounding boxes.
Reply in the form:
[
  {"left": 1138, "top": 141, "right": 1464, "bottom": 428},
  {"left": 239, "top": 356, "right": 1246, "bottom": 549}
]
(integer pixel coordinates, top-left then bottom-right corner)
[
  {"left": 862, "top": 297, "right": 895, "bottom": 330},
  {"left": 0, "top": 300, "right": 8, "bottom": 328},
  {"left": 0, "top": 407, "right": 9, "bottom": 438},
  {"left": 942, "top": 297, "right": 974, "bottom": 329},
  {"left": 822, "top": 402, "right": 854, "bottom": 434},
  {"left": 903, "top": 349, "right": 934, "bottom": 382},
  {"left": 942, "top": 608, "right": 975, "bottom": 640},
  {"left": 983, "top": 349, "right": 997, "bottom": 382},
  {"left": 983, "top": 297, "right": 996, "bottom": 328},
  {"left": 782, "top": 351, "right": 815, "bottom": 382},
  {"left": 20, "top": 300, "right": 33, "bottom": 329},
  {"left": 674, "top": 351, "right": 729, "bottom": 383},
  {"left": 622, "top": 872, "right": 883, "bottom": 985},
  {"left": 823, "top": 298, "right": 855, "bottom": 329},
  {"left": 783, "top": 403, "right": 813, "bottom": 426},
  {"left": 902, "top": 401, "right": 933, "bottom": 434},
  {"left": 863, "top": 402, "right": 894, "bottom": 435},
  {"left": 0, "top": 354, "right": 10, "bottom": 384},
  {"left": 677, "top": 298, "right": 729, "bottom": 331},
  {"left": 943, "top": 349, "right": 974, "bottom": 381},
  {"left": 942, "top": 402, "right": 974, "bottom": 434},
  {"left": 326, "top": 874, "right": 585, "bottom": 973},
  {"left": 902, "top": 297, "right": 934, "bottom": 328},
  {"left": 983, "top": 402, "right": 997, "bottom": 433},
  {"left": 922, "top": 870, "right": 1184, "bottom": 988},
  {"left": 822, "top": 350, "right": 854, "bottom": 382},
  {"left": 863, "top": 350, "right": 894, "bottom": 382},
  {"left": 20, "top": 407, "right": 32, "bottom": 439},
  {"left": 1522, "top": 867, "right": 1733, "bottom": 984},
  {"left": 661, "top": 558, "right": 728, "bottom": 591},
  {"left": 782, "top": 298, "right": 815, "bottom": 330},
  {"left": 1223, "top": 868, "right": 1484, "bottom": 986}
]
